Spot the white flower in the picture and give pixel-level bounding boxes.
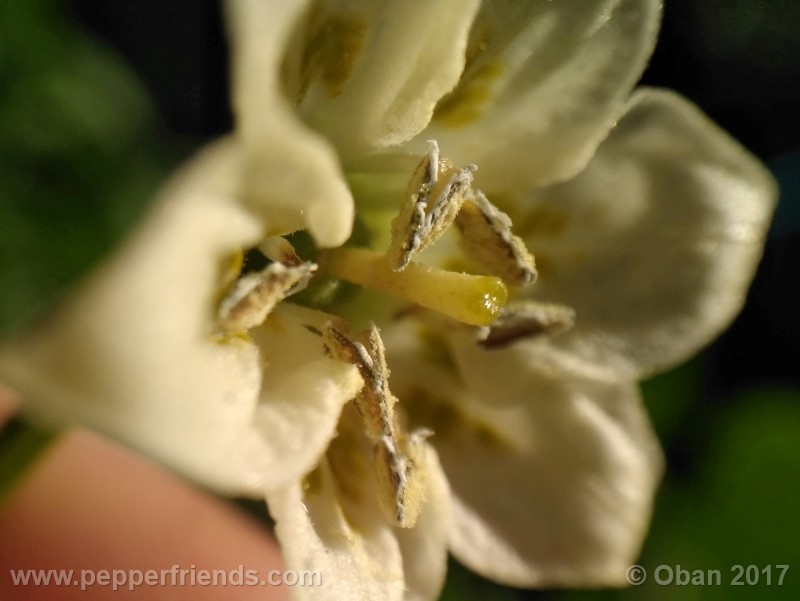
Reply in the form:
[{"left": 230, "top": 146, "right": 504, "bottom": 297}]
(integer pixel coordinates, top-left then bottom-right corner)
[{"left": 0, "top": 1, "right": 777, "bottom": 601}]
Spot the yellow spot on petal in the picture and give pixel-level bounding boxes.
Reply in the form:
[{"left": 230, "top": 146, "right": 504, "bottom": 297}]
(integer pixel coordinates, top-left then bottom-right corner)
[
  {"left": 327, "top": 420, "right": 372, "bottom": 508},
  {"left": 209, "top": 330, "right": 252, "bottom": 347},
  {"left": 299, "top": 14, "right": 368, "bottom": 101},
  {"left": 404, "top": 388, "right": 460, "bottom": 439},
  {"left": 433, "top": 60, "right": 506, "bottom": 128},
  {"left": 416, "top": 324, "right": 456, "bottom": 370},
  {"left": 214, "top": 250, "right": 244, "bottom": 309},
  {"left": 302, "top": 466, "right": 324, "bottom": 496},
  {"left": 521, "top": 206, "right": 570, "bottom": 238},
  {"left": 473, "top": 423, "right": 508, "bottom": 451},
  {"left": 403, "top": 387, "right": 509, "bottom": 450},
  {"left": 225, "top": 250, "right": 244, "bottom": 285}
]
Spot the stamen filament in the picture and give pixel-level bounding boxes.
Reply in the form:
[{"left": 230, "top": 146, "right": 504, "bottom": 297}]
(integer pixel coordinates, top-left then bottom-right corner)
[{"left": 327, "top": 247, "right": 507, "bottom": 326}]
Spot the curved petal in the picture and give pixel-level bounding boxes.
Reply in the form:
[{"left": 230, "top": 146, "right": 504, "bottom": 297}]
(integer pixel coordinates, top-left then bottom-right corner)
[
  {"left": 0, "top": 141, "right": 270, "bottom": 494},
  {"left": 226, "top": 0, "right": 354, "bottom": 247},
  {"left": 387, "top": 329, "right": 662, "bottom": 587},
  {"left": 416, "top": 0, "right": 662, "bottom": 192},
  {"left": 507, "top": 89, "right": 778, "bottom": 381},
  {"left": 267, "top": 413, "right": 405, "bottom": 601},
  {"left": 250, "top": 305, "right": 362, "bottom": 494},
  {"left": 444, "top": 376, "right": 662, "bottom": 587},
  {"left": 394, "top": 447, "right": 451, "bottom": 601},
  {"left": 294, "top": 0, "right": 481, "bottom": 155}
]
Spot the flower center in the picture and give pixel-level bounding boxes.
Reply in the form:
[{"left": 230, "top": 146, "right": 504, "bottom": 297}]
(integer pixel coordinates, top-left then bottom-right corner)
[{"left": 215, "top": 141, "right": 574, "bottom": 528}]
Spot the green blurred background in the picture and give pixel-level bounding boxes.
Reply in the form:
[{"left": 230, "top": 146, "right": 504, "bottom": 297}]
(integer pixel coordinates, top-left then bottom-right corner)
[{"left": 2, "top": 1, "right": 799, "bottom": 599}]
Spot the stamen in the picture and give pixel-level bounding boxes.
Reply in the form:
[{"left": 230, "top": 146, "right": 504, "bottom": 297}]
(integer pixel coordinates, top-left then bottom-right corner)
[
  {"left": 388, "top": 140, "right": 476, "bottom": 271},
  {"left": 259, "top": 236, "right": 304, "bottom": 266},
  {"left": 321, "top": 321, "right": 429, "bottom": 528},
  {"left": 456, "top": 190, "right": 537, "bottom": 286},
  {"left": 327, "top": 247, "right": 507, "bottom": 326},
  {"left": 218, "top": 261, "right": 317, "bottom": 333},
  {"left": 374, "top": 428, "right": 431, "bottom": 528},
  {"left": 478, "top": 301, "right": 576, "bottom": 349},
  {"left": 322, "top": 323, "right": 390, "bottom": 442}
]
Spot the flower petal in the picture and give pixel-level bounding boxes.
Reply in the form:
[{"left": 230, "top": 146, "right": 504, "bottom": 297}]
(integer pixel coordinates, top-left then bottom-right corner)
[
  {"left": 267, "top": 412, "right": 406, "bottom": 601},
  {"left": 444, "top": 377, "right": 662, "bottom": 587},
  {"left": 249, "top": 305, "right": 362, "bottom": 494},
  {"left": 508, "top": 89, "right": 778, "bottom": 381},
  {"left": 226, "top": 0, "right": 354, "bottom": 247},
  {"left": 417, "top": 0, "right": 662, "bottom": 192},
  {"left": 394, "top": 446, "right": 451, "bottom": 601},
  {"left": 0, "top": 141, "right": 271, "bottom": 494},
  {"left": 387, "top": 324, "right": 661, "bottom": 586},
  {"left": 388, "top": 330, "right": 662, "bottom": 587},
  {"left": 293, "top": 0, "right": 481, "bottom": 155}
]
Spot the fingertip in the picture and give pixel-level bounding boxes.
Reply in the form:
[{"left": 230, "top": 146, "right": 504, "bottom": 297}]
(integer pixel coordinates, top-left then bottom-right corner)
[{"left": 0, "top": 426, "right": 290, "bottom": 600}]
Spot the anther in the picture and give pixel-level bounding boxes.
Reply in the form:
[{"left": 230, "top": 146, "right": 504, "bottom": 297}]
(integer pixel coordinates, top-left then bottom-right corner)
[
  {"left": 477, "top": 301, "right": 576, "bottom": 349},
  {"left": 388, "top": 140, "right": 476, "bottom": 270},
  {"left": 321, "top": 321, "right": 429, "bottom": 528},
  {"left": 456, "top": 190, "right": 537, "bottom": 286}
]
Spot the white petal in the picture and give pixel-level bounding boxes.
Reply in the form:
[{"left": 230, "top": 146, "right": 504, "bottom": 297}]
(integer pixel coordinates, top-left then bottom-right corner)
[
  {"left": 394, "top": 447, "right": 451, "bottom": 601},
  {"left": 250, "top": 305, "right": 362, "bottom": 494},
  {"left": 387, "top": 331, "right": 662, "bottom": 587},
  {"left": 295, "top": 0, "right": 481, "bottom": 155},
  {"left": 417, "top": 0, "right": 662, "bottom": 192},
  {"left": 267, "top": 420, "right": 405, "bottom": 601},
  {"left": 226, "top": 0, "right": 354, "bottom": 247},
  {"left": 445, "top": 377, "right": 662, "bottom": 587},
  {"left": 0, "top": 141, "right": 270, "bottom": 493},
  {"left": 510, "top": 89, "right": 778, "bottom": 381}
]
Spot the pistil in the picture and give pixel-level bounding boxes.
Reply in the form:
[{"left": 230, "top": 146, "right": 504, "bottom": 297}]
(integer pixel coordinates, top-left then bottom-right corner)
[{"left": 327, "top": 247, "right": 507, "bottom": 326}]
